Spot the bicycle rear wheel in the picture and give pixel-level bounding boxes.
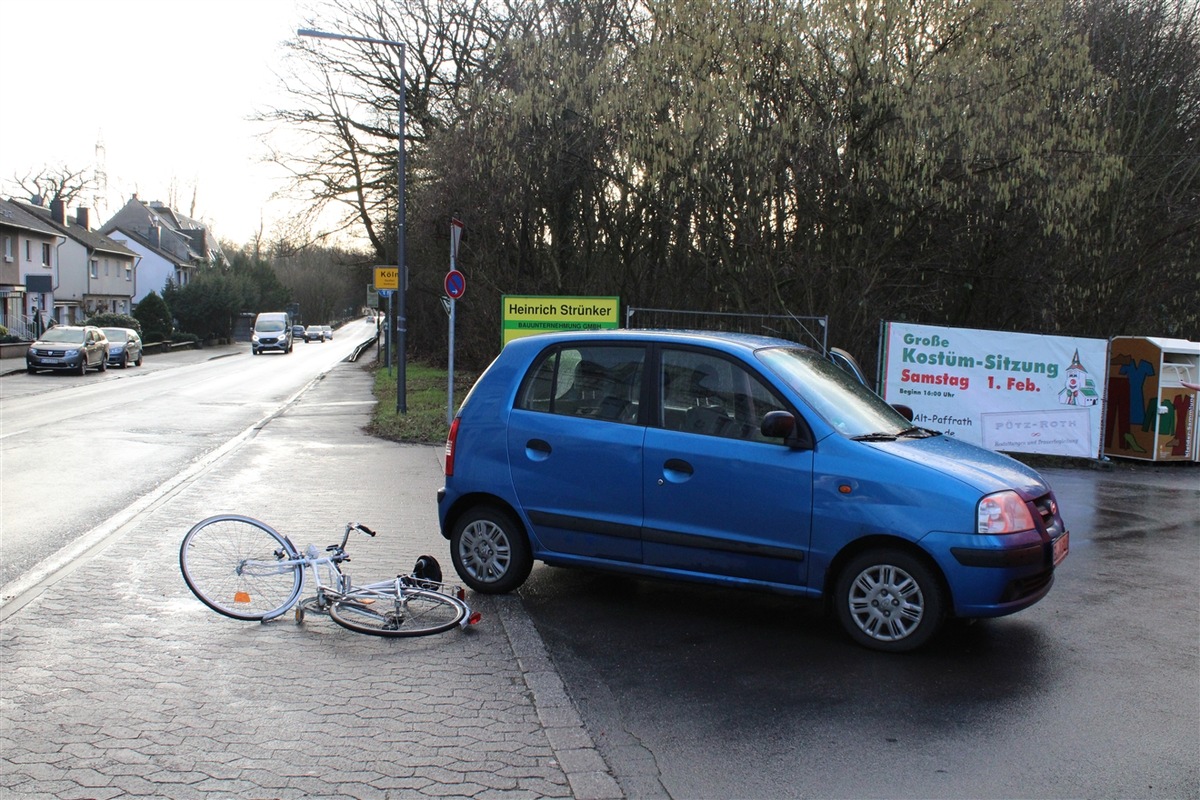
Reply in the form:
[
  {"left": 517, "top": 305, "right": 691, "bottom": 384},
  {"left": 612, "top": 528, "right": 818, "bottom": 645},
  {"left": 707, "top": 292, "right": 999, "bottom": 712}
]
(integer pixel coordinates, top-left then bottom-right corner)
[
  {"left": 329, "top": 587, "right": 467, "bottom": 637},
  {"left": 180, "top": 515, "right": 303, "bottom": 621}
]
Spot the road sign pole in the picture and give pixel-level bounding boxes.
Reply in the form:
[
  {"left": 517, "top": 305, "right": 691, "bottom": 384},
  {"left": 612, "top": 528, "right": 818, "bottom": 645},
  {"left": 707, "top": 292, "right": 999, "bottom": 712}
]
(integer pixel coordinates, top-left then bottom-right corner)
[
  {"left": 447, "top": 216, "right": 465, "bottom": 425},
  {"left": 448, "top": 298, "right": 456, "bottom": 426}
]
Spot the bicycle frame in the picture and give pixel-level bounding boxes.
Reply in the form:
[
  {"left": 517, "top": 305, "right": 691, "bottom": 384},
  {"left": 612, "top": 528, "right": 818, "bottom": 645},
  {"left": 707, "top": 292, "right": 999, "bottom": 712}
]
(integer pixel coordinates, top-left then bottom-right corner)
[{"left": 238, "top": 523, "right": 472, "bottom": 625}]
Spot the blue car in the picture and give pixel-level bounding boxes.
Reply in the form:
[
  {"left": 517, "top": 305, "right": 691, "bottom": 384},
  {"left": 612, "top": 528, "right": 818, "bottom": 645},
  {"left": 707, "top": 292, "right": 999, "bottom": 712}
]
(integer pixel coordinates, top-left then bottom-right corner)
[{"left": 437, "top": 330, "right": 1069, "bottom": 652}]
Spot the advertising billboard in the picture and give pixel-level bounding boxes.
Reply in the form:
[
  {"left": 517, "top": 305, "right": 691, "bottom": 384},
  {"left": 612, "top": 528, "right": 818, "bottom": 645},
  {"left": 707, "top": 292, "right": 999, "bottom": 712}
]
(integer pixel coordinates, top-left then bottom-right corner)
[
  {"left": 880, "top": 322, "right": 1108, "bottom": 457},
  {"left": 501, "top": 295, "right": 620, "bottom": 346}
]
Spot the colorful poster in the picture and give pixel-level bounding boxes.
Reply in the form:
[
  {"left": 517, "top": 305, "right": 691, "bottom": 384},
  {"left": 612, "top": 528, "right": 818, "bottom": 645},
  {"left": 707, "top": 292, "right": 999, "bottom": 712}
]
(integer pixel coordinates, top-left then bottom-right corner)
[{"left": 880, "top": 322, "right": 1108, "bottom": 457}]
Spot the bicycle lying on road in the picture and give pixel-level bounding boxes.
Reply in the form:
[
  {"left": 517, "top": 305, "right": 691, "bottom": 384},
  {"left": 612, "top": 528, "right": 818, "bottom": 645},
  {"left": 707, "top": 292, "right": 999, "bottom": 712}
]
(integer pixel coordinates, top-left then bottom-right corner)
[{"left": 180, "top": 515, "right": 480, "bottom": 637}]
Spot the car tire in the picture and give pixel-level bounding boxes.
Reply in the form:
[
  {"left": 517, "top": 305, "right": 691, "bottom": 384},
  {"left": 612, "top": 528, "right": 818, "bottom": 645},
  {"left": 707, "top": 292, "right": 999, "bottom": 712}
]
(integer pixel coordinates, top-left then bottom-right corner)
[
  {"left": 135, "top": 352, "right": 143, "bottom": 366},
  {"left": 98, "top": 357, "right": 107, "bottom": 372},
  {"left": 119, "top": 354, "right": 128, "bottom": 369},
  {"left": 834, "top": 548, "right": 945, "bottom": 653},
  {"left": 27, "top": 366, "right": 36, "bottom": 375},
  {"left": 449, "top": 506, "right": 533, "bottom": 594},
  {"left": 77, "top": 358, "right": 87, "bottom": 376}
]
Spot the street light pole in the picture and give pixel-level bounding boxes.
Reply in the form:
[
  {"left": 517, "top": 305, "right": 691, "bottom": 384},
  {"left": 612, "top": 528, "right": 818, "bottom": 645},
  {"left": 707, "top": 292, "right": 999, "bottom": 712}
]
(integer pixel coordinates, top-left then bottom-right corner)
[{"left": 298, "top": 27, "right": 408, "bottom": 413}]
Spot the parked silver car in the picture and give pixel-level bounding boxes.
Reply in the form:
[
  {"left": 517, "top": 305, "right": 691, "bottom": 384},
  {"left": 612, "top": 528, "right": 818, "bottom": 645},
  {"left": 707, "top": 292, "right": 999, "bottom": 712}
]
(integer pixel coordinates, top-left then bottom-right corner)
[
  {"left": 26, "top": 325, "right": 109, "bottom": 375},
  {"left": 102, "top": 327, "right": 144, "bottom": 368}
]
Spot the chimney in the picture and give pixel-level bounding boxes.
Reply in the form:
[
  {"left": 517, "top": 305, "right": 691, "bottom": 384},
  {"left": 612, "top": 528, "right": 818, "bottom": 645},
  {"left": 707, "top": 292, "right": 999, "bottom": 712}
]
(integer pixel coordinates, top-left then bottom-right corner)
[
  {"left": 148, "top": 223, "right": 161, "bottom": 249},
  {"left": 51, "top": 199, "right": 66, "bottom": 225},
  {"left": 76, "top": 208, "right": 90, "bottom": 230}
]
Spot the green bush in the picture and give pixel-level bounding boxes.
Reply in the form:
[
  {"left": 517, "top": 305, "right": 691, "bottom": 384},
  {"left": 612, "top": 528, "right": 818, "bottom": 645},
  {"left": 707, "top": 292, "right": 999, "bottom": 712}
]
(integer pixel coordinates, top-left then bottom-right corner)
[
  {"left": 85, "top": 312, "right": 142, "bottom": 335},
  {"left": 133, "top": 291, "right": 173, "bottom": 343}
]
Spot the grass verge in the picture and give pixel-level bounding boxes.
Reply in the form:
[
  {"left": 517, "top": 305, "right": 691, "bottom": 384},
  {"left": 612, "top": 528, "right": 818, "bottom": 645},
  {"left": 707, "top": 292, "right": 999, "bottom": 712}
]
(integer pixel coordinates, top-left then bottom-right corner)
[{"left": 366, "top": 360, "right": 478, "bottom": 444}]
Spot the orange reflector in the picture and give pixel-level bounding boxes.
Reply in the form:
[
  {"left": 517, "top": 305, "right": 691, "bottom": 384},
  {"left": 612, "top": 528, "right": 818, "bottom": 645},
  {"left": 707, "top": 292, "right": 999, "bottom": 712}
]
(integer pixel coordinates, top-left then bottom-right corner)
[
  {"left": 234, "top": 591, "right": 251, "bottom": 604},
  {"left": 456, "top": 588, "right": 466, "bottom": 600},
  {"left": 839, "top": 484, "right": 852, "bottom": 494},
  {"left": 468, "top": 612, "right": 482, "bottom": 625}
]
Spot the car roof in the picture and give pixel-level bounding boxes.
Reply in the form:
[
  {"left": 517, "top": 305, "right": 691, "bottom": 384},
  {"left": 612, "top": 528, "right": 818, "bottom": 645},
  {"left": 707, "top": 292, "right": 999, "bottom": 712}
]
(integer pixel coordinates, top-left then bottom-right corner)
[{"left": 505, "top": 328, "right": 812, "bottom": 355}]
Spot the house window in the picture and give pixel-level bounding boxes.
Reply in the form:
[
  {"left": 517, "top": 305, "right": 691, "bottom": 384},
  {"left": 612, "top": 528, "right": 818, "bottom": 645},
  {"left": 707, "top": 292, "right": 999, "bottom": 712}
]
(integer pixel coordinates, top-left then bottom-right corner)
[
  {"left": 41, "top": 243, "right": 51, "bottom": 266},
  {"left": 26, "top": 240, "right": 32, "bottom": 262},
  {"left": 125, "top": 264, "right": 132, "bottom": 281},
  {"left": 104, "top": 259, "right": 110, "bottom": 277},
  {"left": 90, "top": 259, "right": 98, "bottom": 278},
  {"left": 3, "top": 235, "right": 11, "bottom": 261}
]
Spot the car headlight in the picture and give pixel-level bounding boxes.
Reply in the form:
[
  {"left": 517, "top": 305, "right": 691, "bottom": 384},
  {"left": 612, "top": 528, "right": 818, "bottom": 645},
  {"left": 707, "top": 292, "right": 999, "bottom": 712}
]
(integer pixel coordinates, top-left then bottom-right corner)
[
  {"left": 976, "top": 490, "right": 1036, "bottom": 534},
  {"left": 252, "top": 334, "right": 261, "bottom": 343}
]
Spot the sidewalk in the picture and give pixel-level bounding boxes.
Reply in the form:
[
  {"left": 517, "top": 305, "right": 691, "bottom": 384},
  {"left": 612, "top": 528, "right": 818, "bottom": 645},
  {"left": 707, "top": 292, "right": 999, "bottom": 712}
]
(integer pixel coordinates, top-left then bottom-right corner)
[{"left": 0, "top": 358, "right": 622, "bottom": 800}]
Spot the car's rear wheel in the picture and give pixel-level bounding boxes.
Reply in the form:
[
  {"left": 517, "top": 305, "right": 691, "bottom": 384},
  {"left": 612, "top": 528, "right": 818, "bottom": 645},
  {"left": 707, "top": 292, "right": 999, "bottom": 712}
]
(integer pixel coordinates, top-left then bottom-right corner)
[
  {"left": 450, "top": 506, "right": 533, "bottom": 594},
  {"left": 834, "top": 548, "right": 945, "bottom": 652}
]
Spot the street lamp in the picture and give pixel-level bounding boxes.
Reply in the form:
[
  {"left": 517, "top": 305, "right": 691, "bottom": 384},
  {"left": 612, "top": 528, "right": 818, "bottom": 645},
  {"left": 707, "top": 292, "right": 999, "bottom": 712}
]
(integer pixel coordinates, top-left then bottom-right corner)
[{"left": 298, "top": 27, "right": 408, "bottom": 413}]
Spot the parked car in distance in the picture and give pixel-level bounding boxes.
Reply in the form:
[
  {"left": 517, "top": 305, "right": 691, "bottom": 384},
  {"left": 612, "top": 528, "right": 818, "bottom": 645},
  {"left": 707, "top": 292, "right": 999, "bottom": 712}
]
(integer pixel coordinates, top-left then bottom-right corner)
[
  {"left": 102, "top": 327, "right": 143, "bottom": 368},
  {"left": 251, "top": 312, "right": 293, "bottom": 355},
  {"left": 322, "top": 325, "right": 333, "bottom": 341},
  {"left": 438, "top": 329, "right": 1070, "bottom": 652},
  {"left": 304, "top": 325, "right": 326, "bottom": 343},
  {"left": 26, "top": 325, "right": 109, "bottom": 375}
]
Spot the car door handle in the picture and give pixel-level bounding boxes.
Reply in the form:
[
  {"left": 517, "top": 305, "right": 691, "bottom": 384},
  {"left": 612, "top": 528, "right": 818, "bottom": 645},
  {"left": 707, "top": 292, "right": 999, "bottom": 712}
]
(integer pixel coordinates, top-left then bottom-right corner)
[
  {"left": 660, "top": 459, "right": 694, "bottom": 484},
  {"left": 525, "top": 439, "right": 552, "bottom": 462}
]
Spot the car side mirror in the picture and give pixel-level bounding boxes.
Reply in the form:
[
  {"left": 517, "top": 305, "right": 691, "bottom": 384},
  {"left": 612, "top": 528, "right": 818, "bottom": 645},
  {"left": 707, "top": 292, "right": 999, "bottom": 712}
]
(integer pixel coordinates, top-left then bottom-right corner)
[
  {"left": 761, "top": 410, "right": 796, "bottom": 439},
  {"left": 893, "top": 404, "right": 914, "bottom": 421}
]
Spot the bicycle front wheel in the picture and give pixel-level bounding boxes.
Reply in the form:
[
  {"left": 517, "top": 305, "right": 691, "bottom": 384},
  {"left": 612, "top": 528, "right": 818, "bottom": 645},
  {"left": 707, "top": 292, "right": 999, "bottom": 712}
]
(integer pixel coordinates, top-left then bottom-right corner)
[
  {"left": 329, "top": 588, "right": 467, "bottom": 637},
  {"left": 180, "top": 515, "right": 303, "bottom": 621}
]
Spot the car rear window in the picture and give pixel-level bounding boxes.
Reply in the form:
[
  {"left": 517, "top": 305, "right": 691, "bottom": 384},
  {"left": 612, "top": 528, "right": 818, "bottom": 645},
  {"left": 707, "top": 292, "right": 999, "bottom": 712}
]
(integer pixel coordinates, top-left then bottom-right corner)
[{"left": 517, "top": 345, "right": 645, "bottom": 423}]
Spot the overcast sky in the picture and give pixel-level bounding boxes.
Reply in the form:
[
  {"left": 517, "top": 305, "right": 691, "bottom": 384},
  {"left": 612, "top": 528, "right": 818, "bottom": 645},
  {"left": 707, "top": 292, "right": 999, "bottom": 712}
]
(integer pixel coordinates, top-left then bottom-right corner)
[{"left": 0, "top": 0, "right": 314, "bottom": 245}]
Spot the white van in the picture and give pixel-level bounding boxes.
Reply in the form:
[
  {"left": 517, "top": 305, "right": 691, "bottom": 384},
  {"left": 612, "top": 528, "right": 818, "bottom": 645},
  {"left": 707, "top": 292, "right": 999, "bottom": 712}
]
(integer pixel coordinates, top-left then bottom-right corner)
[{"left": 251, "top": 312, "right": 293, "bottom": 355}]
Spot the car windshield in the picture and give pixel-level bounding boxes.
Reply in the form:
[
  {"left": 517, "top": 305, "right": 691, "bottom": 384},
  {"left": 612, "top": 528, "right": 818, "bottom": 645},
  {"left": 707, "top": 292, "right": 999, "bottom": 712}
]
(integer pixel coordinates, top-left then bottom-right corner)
[
  {"left": 756, "top": 347, "right": 911, "bottom": 438},
  {"left": 101, "top": 329, "right": 129, "bottom": 342},
  {"left": 258, "top": 320, "right": 286, "bottom": 332},
  {"left": 39, "top": 328, "right": 85, "bottom": 344}
]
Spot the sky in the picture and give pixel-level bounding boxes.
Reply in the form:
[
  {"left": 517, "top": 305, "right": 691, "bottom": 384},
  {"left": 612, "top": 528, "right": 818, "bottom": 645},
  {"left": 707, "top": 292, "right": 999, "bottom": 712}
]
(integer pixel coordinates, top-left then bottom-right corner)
[{"left": 0, "top": 0, "right": 319, "bottom": 246}]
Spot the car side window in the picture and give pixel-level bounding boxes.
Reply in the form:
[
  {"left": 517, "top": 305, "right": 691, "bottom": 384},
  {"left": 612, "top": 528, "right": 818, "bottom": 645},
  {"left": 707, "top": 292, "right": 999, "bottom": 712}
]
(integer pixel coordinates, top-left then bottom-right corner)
[
  {"left": 517, "top": 345, "right": 645, "bottom": 423},
  {"left": 660, "top": 349, "right": 789, "bottom": 443}
]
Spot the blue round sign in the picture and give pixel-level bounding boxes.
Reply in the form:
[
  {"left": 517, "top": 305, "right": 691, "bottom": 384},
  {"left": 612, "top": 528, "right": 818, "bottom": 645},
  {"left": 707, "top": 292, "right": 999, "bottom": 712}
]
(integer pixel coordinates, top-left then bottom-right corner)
[{"left": 445, "top": 269, "right": 466, "bottom": 299}]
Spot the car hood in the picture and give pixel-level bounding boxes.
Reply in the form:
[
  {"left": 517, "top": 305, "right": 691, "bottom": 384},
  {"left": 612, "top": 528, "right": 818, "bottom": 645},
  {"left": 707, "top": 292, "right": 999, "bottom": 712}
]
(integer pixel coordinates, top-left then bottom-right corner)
[
  {"left": 872, "top": 435, "right": 1049, "bottom": 499},
  {"left": 30, "top": 339, "right": 81, "bottom": 349}
]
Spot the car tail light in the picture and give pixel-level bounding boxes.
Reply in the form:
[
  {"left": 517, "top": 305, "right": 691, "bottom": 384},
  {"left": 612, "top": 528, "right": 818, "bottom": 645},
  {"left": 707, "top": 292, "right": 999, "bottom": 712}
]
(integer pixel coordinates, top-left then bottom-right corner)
[
  {"left": 976, "top": 490, "right": 1036, "bottom": 534},
  {"left": 444, "top": 417, "right": 460, "bottom": 476}
]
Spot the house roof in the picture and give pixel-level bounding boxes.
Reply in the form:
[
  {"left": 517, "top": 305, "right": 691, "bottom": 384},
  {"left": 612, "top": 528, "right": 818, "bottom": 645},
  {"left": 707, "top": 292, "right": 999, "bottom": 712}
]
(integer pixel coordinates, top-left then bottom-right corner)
[
  {"left": 0, "top": 198, "right": 63, "bottom": 238},
  {"left": 103, "top": 225, "right": 193, "bottom": 267},
  {"left": 99, "top": 196, "right": 226, "bottom": 265},
  {"left": 13, "top": 200, "right": 137, "bottom": 259}
]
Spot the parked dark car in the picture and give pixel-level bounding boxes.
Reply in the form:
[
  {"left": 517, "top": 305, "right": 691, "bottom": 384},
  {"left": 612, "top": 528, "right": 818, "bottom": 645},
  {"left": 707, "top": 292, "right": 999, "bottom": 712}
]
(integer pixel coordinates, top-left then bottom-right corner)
[
  {"left": 437, "top": 330, "right": 1070, "bottom": 652},
  {"left": 291, "top": 324, "right": 305, "bottom": 341},
  {"left": 304, "top": 325, "right": 326, "bottom": 343},
  {"left": 102, "top": 327, "right": 143, "bottom": 368},
  {"left": 26, "top": 325, "right": 109, "bottom": 375}
]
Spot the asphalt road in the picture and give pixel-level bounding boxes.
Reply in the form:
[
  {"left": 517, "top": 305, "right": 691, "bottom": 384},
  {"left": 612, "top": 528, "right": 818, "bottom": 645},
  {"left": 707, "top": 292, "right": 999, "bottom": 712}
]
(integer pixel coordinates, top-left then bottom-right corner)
[
  {"left": 0, "top": 318, "right": 376, "bottom": 590},
  {"left": 518, "top": 462, "right": 1200, "bottom": 799}
]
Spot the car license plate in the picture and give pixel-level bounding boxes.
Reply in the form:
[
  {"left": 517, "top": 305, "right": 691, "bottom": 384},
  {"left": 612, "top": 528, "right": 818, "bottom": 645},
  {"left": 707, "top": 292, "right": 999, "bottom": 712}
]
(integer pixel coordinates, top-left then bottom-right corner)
[{"left": 1052, "top": 531, "right": 1069, "bottom": 566}]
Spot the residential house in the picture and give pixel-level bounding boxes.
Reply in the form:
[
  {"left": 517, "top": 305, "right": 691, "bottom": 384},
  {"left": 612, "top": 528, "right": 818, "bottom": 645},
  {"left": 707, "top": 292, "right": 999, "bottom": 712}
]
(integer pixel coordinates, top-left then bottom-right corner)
[
  {"left": 100, "top": 196, "right": 226, "bottom": 303},
  {"left": 16, "top": 199, "right": 138, "bottom": 324},
  {"left": 0, "top": 198, "right": 63, "bottom": 338}
]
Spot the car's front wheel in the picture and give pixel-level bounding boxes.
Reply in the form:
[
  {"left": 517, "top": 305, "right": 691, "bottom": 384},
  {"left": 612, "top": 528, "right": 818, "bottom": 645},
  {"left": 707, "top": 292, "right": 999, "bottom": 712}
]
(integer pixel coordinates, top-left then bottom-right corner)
[
  {"left": 449, "top": 506, "right": 533, "bottom": 594},
  {"left": 834, "top": 548, "right": 945, "bottom": 652}
]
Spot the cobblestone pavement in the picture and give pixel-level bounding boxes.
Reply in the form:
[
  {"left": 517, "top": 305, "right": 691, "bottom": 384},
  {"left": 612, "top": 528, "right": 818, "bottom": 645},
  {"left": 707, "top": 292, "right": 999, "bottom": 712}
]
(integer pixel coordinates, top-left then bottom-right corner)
[{"left": 0, "top": 358, "right": 622, "bottom": 800}]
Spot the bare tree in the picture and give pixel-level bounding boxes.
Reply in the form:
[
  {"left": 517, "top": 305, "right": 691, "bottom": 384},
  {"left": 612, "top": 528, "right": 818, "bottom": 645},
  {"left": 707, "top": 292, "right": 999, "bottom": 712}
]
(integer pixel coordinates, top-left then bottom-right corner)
[{"left": 11, "top": 165, "right": 95, "bottom": 206}]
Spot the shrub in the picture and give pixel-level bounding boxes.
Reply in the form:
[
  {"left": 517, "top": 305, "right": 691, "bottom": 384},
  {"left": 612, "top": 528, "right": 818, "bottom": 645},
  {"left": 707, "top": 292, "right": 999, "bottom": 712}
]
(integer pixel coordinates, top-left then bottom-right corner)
[
  {"left": 85, "top": 312, "right": 142, "bottom": 335},
  {"left": 134, "top": 291, "right": 173, "bottom": 343}
]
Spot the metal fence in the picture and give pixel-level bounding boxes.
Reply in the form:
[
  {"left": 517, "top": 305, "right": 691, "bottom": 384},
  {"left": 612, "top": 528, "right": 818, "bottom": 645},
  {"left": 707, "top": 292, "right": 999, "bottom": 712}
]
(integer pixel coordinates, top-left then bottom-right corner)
[{"left": 623, "top": 307, "right": 829, "bottom": 355}]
